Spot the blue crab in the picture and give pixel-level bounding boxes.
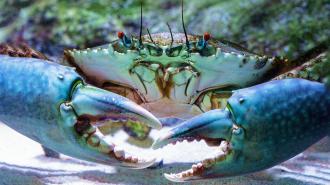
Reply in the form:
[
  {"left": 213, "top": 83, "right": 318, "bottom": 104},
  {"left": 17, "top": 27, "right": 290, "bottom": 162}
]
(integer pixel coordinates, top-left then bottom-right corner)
[{"left": 0, "top": 0, "right": 329, "bottom": 182}]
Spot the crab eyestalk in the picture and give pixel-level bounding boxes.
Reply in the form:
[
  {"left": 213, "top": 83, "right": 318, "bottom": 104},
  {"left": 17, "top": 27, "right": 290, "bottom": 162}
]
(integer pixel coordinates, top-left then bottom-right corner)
[
  {"left": 0, "top": 55, "right": 161, "bottom": 169},
  {"left": 153, "top": 79, "right": 330, "bottom": 182}
]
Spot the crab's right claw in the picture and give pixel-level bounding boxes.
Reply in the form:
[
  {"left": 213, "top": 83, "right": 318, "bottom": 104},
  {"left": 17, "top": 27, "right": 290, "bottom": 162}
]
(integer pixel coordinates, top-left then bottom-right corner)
[
  {"left": 153, "top": 79, "right": 330, "bottom": 182},
  {"left": 58, "top": 83, "right": 161, "bottom": 169}
]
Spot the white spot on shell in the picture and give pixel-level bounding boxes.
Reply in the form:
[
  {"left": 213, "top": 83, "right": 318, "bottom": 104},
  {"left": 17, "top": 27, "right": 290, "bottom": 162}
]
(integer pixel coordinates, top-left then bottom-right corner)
[
  {"left": 61, "top": 103, "right": 72, "bottom": 112},
  {"left": 239, "top": 97, "right": 245, "bottom": 103},
  {"left": 102, "top": 49, "right": 109, "bottom": 54},
  {"left": 57, "top": 74, "right": 64, "bottom": 80},
  {"left": 224, "top": 52, "right": 231, "bottom": 57}
]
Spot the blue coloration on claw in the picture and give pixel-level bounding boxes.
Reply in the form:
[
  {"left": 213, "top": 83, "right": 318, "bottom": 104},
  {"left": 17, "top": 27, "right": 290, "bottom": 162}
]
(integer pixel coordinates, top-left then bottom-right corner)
[
  {"left": 155, "top": 79, "right": 330, "bottom": 182},
  {"left": 0, "top": 55, "right": 160, "bottom": 169}
]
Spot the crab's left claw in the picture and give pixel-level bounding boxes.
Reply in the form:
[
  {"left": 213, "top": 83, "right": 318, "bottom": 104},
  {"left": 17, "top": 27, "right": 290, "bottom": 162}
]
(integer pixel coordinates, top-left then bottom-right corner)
[
  {"left": 154, "top": 79, "right": 330, "bottom": 182},
  {"left": 59, "top": 83, "right": 161, "bottom": 169}
]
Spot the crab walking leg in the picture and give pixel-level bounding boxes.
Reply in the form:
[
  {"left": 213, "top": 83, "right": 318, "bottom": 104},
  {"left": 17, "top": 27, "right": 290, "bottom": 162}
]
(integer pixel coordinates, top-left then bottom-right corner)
[
  {"left": 153, "top": 79, "right": 330, "bottom": 182},
  {"left": 0, "top": 55, "right": 161, "bottom": 168}
]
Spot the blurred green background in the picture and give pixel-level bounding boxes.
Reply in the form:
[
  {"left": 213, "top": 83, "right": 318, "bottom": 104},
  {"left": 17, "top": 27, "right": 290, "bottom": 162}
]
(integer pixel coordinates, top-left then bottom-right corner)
[{"left": 0, "top": 0, "right": 329, "bottom": 59}]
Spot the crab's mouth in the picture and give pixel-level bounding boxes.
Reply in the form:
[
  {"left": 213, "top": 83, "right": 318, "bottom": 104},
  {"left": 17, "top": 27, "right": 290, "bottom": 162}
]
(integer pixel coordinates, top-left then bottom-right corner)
[{"left": 153, "top": 134, "right": 231, "bottom": 182}]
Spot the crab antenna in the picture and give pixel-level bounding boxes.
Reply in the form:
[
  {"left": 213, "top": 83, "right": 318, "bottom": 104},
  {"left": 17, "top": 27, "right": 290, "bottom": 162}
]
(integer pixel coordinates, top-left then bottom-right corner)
[
  {"left": 147, "top": 28, "right": 156, "bottom": 45},
  {"left": 181, "top": 0, "right": 190, "bottom": 50},
  {"left": 139, "top": 1, "right": 143, "bottom": 46},
  {"left": 166, "top": 22, "right": 174, "bottom": 47}
]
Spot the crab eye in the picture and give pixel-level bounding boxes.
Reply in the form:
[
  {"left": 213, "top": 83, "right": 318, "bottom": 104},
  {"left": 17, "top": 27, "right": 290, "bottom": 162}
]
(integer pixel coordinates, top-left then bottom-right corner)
[
  {"left": 112, "top": 31, "right": 134, "bottom": 53},
  {"left": 165, "top": 45, "right": 183, "bottom": 57},
  {"left": 195, "top": 32, "right": 216, "bottom": 56},
  {"left": 146, "top": 45, "right": 163, "bottom": 56}
]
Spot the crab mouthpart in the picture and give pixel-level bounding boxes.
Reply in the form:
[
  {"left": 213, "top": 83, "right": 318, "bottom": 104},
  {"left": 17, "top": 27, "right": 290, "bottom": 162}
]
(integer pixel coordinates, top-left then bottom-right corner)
[{"left": 74, "top": 114, "right": 156, "bottom": 169}]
